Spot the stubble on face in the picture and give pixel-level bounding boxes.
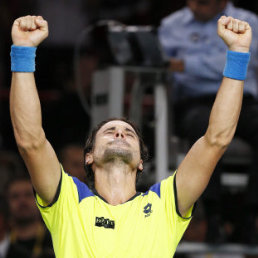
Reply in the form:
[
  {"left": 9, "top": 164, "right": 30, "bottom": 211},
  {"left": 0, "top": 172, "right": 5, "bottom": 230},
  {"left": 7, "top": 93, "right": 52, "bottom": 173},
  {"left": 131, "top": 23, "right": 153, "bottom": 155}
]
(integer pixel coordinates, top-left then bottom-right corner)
[
  {"left": 8, "top": 184, "right": 39, "bottom": 226},
  {"left": 99, "top": 139, "right": 133, "bottom": 164}
]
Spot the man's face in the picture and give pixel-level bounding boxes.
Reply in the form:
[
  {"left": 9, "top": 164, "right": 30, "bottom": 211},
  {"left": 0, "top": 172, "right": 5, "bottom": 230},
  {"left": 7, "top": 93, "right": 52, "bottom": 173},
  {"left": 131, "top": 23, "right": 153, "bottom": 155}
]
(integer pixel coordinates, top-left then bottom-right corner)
[
  {"left": 187, "top": 0, "right": 226, "bottom": 22},
  {"left": 7, "top": 180, "right": 39, "bottom": 225},
  {"left": 87, "top": 120, "right": 143, "bottom": 171}
]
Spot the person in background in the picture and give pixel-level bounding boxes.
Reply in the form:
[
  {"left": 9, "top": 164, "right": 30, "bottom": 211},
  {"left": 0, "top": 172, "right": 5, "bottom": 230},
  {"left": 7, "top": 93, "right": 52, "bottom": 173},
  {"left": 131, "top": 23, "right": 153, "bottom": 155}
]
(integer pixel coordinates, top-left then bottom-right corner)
[
  {"left": 159, "top": 0, "right": 258, "bottom": 244},
  {"left": 6, "top": 177, "right": 54, "bottom": 258},
  {"left": 0, "top": 151, "right": 25, "bottom": 196}
]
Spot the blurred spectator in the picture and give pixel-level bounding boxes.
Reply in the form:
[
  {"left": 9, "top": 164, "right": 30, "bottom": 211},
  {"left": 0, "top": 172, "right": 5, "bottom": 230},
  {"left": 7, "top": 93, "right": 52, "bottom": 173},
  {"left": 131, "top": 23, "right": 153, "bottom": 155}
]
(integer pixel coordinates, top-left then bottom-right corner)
[
  {"left": 0, "top": 151, "right": 26, "bottom": 257},
  {"left": 6, "top": 176, "right": 54, "bottom": 258},
  {"left": 59, "top": 143, "right": 86, "bottom": 183},
  {"left": 0, "top": 151, "right": 25, "bottom": 195},
  {"left": 0, "top": 195, "right": 29, "bottom": 258},
  {"left": 159, "top": 0, "right": 258, "bottom": 244}
]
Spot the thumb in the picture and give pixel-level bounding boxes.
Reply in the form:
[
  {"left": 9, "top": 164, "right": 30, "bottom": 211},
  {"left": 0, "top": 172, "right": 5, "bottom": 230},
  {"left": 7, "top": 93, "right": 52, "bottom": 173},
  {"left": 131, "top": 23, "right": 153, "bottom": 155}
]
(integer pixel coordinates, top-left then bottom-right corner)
[
  {"left": 217, "top": 16, "right": 230, "bottom": 34},
  {"left": 217, "top": 16, "right": 235, "bottom": 42}
]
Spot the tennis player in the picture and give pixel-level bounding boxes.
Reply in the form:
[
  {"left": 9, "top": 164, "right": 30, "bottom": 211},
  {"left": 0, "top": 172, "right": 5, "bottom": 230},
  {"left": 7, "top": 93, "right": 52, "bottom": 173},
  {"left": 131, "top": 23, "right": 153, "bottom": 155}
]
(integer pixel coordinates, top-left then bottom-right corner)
[{"left": 10, "top": 15, "right": 252, "bottom": 257}]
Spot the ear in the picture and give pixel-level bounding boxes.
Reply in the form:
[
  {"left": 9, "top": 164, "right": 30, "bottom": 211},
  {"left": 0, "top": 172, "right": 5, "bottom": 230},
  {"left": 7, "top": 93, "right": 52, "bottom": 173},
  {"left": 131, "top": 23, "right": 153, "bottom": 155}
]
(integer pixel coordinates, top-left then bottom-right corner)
[
  {"left": 85, "top": 153, "right": 94, "bottom": 166},
  {"left": 138, "top": 159, "right": 143, "bottom": 171}
]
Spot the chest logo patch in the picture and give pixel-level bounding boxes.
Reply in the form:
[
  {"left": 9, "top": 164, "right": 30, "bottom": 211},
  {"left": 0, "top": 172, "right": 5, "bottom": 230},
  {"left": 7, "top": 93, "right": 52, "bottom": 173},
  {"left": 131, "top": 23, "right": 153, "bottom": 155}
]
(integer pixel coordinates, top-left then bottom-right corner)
[
  {"left": 143, "top": 203, "right": 153, "bottom": 217},
  {"left": 95, "top": 217, "right": 115, "bottom": 229}
]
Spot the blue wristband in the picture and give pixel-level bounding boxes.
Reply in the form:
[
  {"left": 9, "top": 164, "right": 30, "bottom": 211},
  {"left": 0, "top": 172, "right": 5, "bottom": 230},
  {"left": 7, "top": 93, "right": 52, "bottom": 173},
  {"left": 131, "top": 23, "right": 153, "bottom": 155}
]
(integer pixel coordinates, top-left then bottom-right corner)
[
  {"left": 10, "top": 45, "right": 37, "bottom": 72},
  {"left": 223, "top": 50, "right": 250, "bottom": 81}
]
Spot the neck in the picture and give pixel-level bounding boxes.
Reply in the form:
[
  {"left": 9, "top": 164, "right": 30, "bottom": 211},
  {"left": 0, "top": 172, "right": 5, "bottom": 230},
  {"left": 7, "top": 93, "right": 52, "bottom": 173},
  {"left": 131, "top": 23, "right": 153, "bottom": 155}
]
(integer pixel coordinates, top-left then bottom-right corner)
[
  {"left": 12, "top": 220, "right": 42, "bottom": 240},
  {"left": 94, "top": 160, "right": 137, "bottom": 205}
]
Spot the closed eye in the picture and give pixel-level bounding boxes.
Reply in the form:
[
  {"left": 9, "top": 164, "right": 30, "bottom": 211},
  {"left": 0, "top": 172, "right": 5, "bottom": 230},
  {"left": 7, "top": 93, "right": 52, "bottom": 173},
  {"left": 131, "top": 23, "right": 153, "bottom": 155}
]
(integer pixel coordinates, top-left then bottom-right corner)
[{"left": 105, "top": 130, "right": 114, "bottom": 135}]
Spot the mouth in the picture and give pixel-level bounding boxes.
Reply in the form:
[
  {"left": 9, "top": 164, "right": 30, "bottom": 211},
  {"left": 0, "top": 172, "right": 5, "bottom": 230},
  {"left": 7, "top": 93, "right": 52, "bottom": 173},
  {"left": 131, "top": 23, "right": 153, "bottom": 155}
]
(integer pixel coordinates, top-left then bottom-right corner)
[{"left": 108, "top": 139, "right": 130, "bottom": 147}]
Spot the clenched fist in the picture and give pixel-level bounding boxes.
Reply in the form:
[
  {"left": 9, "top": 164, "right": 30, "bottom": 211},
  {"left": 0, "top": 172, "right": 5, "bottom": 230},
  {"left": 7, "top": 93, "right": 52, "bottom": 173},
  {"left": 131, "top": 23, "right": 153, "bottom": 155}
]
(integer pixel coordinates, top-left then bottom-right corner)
[
  {"left": 11, "top": 15, "right": 48, "bottom": 47},
  {"left": 218, "top": 16, "right": 252, "bottom": 53}
]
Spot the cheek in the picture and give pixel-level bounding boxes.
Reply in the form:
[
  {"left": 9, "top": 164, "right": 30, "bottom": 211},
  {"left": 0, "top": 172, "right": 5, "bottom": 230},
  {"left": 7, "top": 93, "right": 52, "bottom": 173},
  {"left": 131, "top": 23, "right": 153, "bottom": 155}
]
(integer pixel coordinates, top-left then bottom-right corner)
[
  {"left": 92, "top": 139, "right": 102, "bottom": 154},
  {"left": 132, "top": 143, "right": 141, "bottom": 159},
  {"left": 92, "top": 141, "right": 106, "bottom": 158},
  {"left": 9, "top": 202, "right": 17, "bottom": 211},
  {"left": 94, "top": 136, "right": 109, "bottom": 149}
]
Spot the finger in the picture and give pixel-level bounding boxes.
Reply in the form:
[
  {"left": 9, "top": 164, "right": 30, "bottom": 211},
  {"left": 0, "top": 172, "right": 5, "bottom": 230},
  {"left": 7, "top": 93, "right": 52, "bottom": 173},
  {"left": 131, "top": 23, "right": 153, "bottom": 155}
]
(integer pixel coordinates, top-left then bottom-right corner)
[
  {"left": 244, "top": 21, "right": 251, "bottom": 31},
  {"left": 238, "top": 21, "right": 245, "bottom": 34},
  {"left": 217, "top": 16, "right": 231, "bottom": 36},
  {"left": 219, "top": 16, "right": 230, "bottom": 26},
  {"left": 19, "top": 18, "right": 28, "bottom": 31},
  {"left": 25, "top": 16, "right": 33, "bottom": 31},
  {"left": 217, "top": 16, "right": 227, "bottom": 33},
  {"left": 227, "top": 17, "right": 233, "bottom": 31},
  {"left": 17, "top": 16, "right": 32, "bottom": 31},
  {"left": 13, "top": 18, "right": 22, "bottom": 28},
  {"left": 26, "top": 16, "right": 39, "bottom": 31},
  {"left": 35, "top": 16, "right": 48, "bottom": 31},
  {"left": 232, "top": 19, "right": 239, "bottom": 33},
  {"left": 30, "top": 16, "right": 37, "bottom": 30}
]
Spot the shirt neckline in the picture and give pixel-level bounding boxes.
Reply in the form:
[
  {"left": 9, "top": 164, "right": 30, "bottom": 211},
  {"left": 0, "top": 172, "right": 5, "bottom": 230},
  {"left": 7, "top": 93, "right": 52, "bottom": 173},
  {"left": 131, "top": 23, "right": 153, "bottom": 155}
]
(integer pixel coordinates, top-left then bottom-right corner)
[{"left": 92, "top": 188, "right": 141, "bottom": 204}]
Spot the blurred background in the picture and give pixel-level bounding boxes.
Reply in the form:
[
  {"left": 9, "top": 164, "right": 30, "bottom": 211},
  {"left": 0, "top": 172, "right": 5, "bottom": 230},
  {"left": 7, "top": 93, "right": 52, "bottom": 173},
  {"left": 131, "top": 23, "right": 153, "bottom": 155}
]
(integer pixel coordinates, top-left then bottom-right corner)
[{"left": 0, "top": 0, "right": 258, "bottom": 257}]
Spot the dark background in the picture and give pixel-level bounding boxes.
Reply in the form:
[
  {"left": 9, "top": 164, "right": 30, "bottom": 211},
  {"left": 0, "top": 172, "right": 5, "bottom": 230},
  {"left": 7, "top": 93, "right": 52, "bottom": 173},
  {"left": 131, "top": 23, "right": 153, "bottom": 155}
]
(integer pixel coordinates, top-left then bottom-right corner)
[{"left": 0, "top": 0, "right": 257, "bottom": 151}]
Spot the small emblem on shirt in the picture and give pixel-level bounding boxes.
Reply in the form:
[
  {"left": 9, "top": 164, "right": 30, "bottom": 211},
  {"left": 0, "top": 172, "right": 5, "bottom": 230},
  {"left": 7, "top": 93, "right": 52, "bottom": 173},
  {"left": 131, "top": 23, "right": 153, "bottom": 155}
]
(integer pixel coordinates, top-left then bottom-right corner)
[
  {"left": 143, "top": 203, "right": 153, "bottom": 217},
  {"left": 95, "top": 217, "right": 115, "bottom": 229}
]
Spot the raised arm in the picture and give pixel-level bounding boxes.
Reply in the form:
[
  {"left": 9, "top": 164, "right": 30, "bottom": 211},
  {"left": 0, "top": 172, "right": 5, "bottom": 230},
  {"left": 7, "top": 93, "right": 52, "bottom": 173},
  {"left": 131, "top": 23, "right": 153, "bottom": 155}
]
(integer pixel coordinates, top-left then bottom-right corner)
[
  {"left": 175, "top": 16, "right": 252, "bottom": 216},
  {"left": 10, "top": 16, "right": 60, "bottom": 204}
]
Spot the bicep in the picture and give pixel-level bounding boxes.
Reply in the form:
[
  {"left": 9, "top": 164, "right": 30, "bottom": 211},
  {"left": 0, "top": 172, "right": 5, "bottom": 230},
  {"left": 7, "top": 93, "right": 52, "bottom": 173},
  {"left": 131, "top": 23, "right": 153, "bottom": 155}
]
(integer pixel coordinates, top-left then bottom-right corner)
[
  {"left": 19, "top": 138, "right": 60, "bottom": 205},
  {"left": 175, "top": 136, "right": 225, "bottom": 216}
]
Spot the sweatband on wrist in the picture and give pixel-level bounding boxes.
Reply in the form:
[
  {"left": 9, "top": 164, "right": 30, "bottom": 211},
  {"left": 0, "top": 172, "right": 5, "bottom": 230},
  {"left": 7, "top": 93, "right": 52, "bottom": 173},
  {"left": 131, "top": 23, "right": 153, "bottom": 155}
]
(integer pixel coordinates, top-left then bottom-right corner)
[
  {"left": 10, "top": 45, "right": 37, "bottom": 72},
  {"left": 223, "top": 50, "right": 250, "bottom": 81}
]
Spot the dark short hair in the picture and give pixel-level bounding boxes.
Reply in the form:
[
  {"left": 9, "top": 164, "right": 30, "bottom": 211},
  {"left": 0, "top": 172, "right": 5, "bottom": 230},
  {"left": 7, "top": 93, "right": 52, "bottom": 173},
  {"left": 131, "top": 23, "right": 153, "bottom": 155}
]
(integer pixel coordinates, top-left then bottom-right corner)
[
  {"left": 84, "top": 118, "right": 149, "bottom": 189},
  {"left": 5, "top": 175, "right": 31, "bottom": 196}
]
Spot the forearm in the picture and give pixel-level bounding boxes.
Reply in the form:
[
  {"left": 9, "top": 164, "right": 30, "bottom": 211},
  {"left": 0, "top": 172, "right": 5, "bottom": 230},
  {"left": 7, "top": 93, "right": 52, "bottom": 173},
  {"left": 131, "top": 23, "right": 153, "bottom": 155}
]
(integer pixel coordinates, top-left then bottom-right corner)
[
  {"left": 205, "top": 77, "right": 243, "bottom": 148},
  {"left": 9, "top": 16, "right": 61, "bottom": 204},
  {"left": 176, "top": 17, "right": 252, "bottom": 216},
  {"left": 10, "top": 72, "right": 46, "bottom": 150}
]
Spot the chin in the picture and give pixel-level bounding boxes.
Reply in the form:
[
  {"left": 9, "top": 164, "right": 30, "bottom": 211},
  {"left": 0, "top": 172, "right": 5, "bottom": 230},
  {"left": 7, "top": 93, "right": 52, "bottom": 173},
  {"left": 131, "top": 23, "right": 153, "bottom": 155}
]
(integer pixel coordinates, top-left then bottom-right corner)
[{"left": 103, "top": 147, "right": 133, "bottom": 163}]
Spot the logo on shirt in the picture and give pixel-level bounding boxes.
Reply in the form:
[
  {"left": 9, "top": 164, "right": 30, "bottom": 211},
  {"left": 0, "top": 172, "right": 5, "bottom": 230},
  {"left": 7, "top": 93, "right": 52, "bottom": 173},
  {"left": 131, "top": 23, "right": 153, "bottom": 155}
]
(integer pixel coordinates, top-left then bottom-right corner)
[
  {"left": 143, "top": 203, "right": 153, "bottom": 217},
  {"left": 95, "top": 217, "right": 115, "bottom": 229}
]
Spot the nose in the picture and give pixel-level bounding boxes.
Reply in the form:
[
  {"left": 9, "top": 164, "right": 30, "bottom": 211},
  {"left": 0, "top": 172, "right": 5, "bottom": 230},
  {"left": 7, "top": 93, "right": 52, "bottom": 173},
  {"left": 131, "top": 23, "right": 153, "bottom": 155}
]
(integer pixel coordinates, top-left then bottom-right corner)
[{"left": 115, "top": 129, "right": 125, "bottom": 139}]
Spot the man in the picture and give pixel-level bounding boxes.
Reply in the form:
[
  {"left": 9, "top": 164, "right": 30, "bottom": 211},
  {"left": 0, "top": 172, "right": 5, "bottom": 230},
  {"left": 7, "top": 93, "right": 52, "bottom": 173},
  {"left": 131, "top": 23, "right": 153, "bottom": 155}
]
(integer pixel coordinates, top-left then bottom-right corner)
[
  {"left": 10, "top": 15, "right": 251, "bottom": 257},
  {"left": 6, "top": 177, "right": 54, "bottom": 258},
  {"left": 159, "top": 0, "right": 258, "bottom": 243}
]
